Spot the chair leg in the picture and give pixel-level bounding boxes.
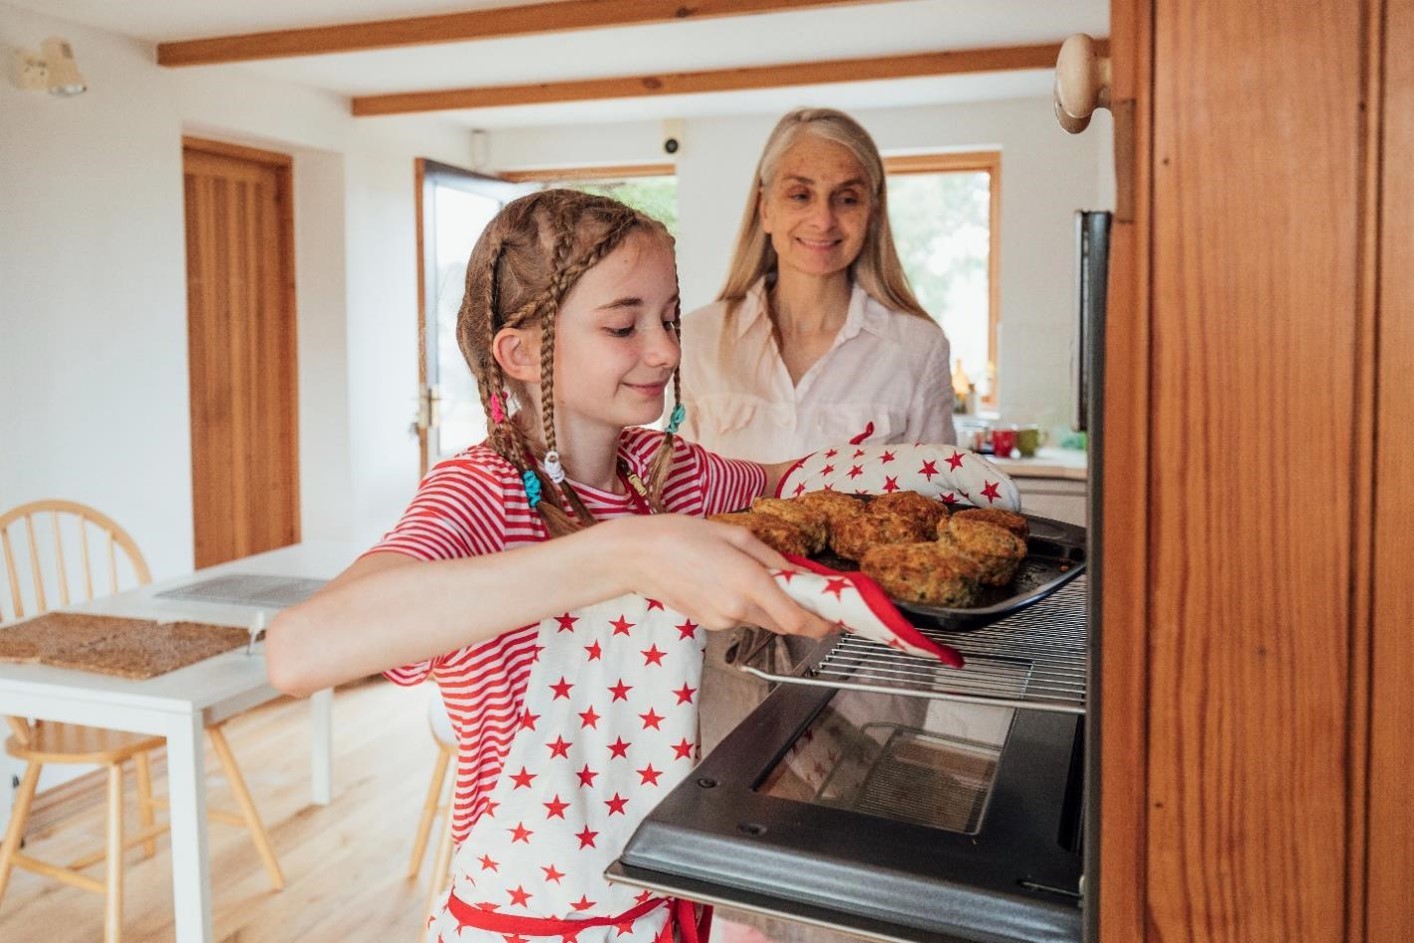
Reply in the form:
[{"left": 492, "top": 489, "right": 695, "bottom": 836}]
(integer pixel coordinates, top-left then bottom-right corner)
[
  {"left": 423, "top": 813, "right": 455, "bottom": 920},
  {"left": 206, "top": 723, "right": 284, "bottom": 890},
  {"left": 408, "top": 745, "right": 452, "bottom": 879},
  {"left": 133, "top": 751, "right": 157, "bottom": 858},
  {"left": 104, "top": 763, "right": 125, "bottom": 943},
  {"left": 0, "top": 761, "right": 42, "bottom": 902}
]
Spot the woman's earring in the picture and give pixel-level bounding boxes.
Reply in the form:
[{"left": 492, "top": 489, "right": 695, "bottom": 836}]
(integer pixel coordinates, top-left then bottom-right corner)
[{"left": 543, "top": 450, "right": 566, "bottom": 484}]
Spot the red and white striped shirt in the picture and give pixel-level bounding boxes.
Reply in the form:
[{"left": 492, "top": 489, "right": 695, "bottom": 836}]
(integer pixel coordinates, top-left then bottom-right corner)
[{"left": 371, "top": 426, "right": 764, "bottom": 843}]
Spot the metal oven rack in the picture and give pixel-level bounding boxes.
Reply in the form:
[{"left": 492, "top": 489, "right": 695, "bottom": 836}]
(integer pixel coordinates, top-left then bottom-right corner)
[{"left": 740, "top": 575, "right": 1087, "bottom": 714}]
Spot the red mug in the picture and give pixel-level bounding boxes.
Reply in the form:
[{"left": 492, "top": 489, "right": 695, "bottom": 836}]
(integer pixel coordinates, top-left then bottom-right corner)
[{"left": 991, "top": 426, "right": 1018, "bottom": 459}]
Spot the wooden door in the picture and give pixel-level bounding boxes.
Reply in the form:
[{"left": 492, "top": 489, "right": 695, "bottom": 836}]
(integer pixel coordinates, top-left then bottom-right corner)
[
  {"left": 1098, "top": 1, "right": 1413, "bottom": 940},
  {"left": 182, "top": 138, "right": 299, "bottom": 568}
]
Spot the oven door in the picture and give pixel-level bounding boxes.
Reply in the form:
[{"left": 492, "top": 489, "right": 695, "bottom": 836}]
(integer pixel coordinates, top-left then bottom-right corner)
[{"left": 609, "top": 678, "right": 1084, "bottom": 943}]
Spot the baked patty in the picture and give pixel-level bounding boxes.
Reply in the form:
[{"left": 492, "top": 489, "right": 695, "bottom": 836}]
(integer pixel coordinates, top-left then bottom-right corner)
[
  {"left": 951, "top": 507, "right": 1029, "bottom": 540},
  {"left": 870, "top": 491, "right": 949, "bottom": 533},
  {"left": 940, "top": 516, "right": 1028, "bottom": 586},
  {"left": 831, "top": 512, "right": 934, "bottom": 562},
  {"left": 750, "top": 497, "right": 828, "bottom": 554},
  {"left": 860, "top": 542, "right": 981, "bottom": 607},
  {"left": 707, "top": 511, "right": 814, "bottom": 557}
]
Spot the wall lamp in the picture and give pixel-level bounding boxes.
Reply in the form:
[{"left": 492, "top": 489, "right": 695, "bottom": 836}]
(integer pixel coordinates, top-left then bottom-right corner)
[{"left": 10, "top": 37, "right": 87, "bottom": 97}]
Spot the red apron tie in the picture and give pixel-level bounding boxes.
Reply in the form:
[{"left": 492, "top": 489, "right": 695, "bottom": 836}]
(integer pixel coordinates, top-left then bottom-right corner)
[
  {"left": 447, "top": 892, "right": 711, "bottom": 941},
  {"left": 658, "top": 898, "right": 713, "bottom": 943}
]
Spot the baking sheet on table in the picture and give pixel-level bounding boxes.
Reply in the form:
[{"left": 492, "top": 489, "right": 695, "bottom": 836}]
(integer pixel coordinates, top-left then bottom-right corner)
[
  {"left": 0, "top": 613, "right": 248, "bottom": 679},
  {"left": 155, "top": 574, "right": 327, "bottom": 608}
]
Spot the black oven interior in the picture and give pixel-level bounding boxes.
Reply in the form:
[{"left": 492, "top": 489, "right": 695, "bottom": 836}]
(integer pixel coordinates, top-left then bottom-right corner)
[{"left": 611, "top": 677, "right": 1085, "bottom": 943}]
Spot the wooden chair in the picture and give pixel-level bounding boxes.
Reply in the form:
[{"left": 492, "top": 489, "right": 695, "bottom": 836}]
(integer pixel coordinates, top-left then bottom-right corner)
[
  {"left": 408, "top": 695, "right": 456, "bottom": 916},
  {"left": 0, "top": 500, "right": 284, "bottom": 943}
]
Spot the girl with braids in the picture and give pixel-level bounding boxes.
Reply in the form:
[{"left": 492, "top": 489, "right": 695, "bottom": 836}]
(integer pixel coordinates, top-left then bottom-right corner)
[{"left": 266, "top": 189, "right": 834, "bottom": 942}]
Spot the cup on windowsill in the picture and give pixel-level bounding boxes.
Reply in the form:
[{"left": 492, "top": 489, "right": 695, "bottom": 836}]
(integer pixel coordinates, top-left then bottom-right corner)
[
  {"left": 991, "top": 426, "right": 1019, "bottom": 460},
  {"left": 1015, "top": 424, "right": 1048, "bottom": 458}
]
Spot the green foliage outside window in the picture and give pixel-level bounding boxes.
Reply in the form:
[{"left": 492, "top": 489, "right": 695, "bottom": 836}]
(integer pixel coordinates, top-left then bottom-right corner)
[
  {"left": 557, "top": 177, "right": 679, "bottom": 238},
  {"left": 886, "top": 171, "right": 993, "bottom": 397}
]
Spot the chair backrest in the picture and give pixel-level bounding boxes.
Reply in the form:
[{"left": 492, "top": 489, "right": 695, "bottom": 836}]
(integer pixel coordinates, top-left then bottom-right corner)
[{"left": 0, "top": 500, "right": 151, "bottom": 624}]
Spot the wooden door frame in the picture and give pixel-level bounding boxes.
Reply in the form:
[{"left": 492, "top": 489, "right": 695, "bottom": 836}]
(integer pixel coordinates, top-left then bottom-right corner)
[
  {"left": 1094, "top": 3, "right": 1152, "bottom": 940},
  {"left": 1366, "top": 2, "right": 1411, "bottom": 939},
  {"left": 1098, "top": 1, "right": 1404, "bottom": 940},
  {"left": 182, "top": 136, "right": 300, "bottom": 564}
]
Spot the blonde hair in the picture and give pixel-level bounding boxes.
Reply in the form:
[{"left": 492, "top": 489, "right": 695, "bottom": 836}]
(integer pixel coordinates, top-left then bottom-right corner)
[
  {"left": 456, "top": 189, "right": 682, "bottom": 537},
  {"left": 717, "top": 108, "right": 929, "bottom": 323}
]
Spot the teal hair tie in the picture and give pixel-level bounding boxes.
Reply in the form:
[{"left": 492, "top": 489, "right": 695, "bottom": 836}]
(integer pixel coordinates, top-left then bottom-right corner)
[
  {"left": 521, "top": 470, "right": 543, "bottom": 508},
  {"left": 665, "top": 403, "right": 686, "bottom": 435}
]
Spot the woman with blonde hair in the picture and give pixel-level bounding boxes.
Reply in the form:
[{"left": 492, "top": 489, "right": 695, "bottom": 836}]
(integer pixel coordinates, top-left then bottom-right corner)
[
  {"left": 680, "top": 107, "right": 955, "bottom": 465},
  {"left": 680, "top": 108, "right": 953, "bottom": 943}
]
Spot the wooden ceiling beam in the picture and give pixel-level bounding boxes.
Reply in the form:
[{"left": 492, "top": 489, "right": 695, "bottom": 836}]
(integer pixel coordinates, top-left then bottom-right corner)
[
  {"left": 351, "top": 41, "right": 1093, "bottom": 116},
  {"left": 156, "top": 0, "right": 898, "bottom": 67}
]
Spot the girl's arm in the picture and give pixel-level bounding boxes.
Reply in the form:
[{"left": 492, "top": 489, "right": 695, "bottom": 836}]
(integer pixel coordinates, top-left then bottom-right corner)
[{"left": 265, "top": 514, "right": 834, "bottom": 697}]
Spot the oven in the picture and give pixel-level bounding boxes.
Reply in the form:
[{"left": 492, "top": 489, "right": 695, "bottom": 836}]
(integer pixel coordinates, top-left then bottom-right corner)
[
  {"left": 607, "top": 578, "right": 1088, "bottom": 943},
  {"left": 607, "top": 211, "right": 1111, "bottom": 943}
]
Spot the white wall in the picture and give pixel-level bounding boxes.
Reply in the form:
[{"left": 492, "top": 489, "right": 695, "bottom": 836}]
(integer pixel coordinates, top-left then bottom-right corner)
[
  {"left": 1, "top": 0, "right": 1112, "bottom": 588},
  {"left": 488, "top": 99, "right": 1113, "bottom": 438},
  {"left": 1, "top": 3, "right": 472, "bottom": 579}
]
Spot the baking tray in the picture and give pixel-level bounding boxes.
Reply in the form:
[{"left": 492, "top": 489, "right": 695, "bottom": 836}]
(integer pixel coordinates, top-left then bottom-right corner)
[{"left": 813, "top": 509, "right": 1086, "bottom": 632}]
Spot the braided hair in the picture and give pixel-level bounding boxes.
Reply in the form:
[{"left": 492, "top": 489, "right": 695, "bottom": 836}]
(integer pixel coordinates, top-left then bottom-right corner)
[{"left": 455, "top": 189, "right": 684, "bottom": 537}]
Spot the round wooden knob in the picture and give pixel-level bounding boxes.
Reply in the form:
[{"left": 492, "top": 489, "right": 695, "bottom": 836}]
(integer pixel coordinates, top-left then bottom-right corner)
[{"left": 1054, "top": 33, "right": 1112, "bottom": 134}]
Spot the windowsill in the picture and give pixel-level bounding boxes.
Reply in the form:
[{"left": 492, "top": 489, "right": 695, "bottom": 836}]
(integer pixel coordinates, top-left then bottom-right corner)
[{"left": 986, "top": 447, "right": 1088, "bottom": 481}]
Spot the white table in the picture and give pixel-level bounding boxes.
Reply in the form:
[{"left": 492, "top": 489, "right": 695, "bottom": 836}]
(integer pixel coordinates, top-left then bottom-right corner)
[{"left": 0, "top": 539, "right": 359, "bottom": 943}]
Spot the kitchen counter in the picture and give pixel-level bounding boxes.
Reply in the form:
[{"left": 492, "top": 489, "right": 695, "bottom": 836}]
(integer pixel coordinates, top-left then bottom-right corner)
[{"left": 986, "top": 446, "right": 1088, "bottom": 481}]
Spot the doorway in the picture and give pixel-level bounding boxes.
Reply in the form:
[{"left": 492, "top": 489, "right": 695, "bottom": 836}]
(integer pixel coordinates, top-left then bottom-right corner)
[
  {"left": 414, "top": 160, "right": 526, "bottom": 475},
  {"left": 182, "top": 137, "right": 299, "bottom": 568}
]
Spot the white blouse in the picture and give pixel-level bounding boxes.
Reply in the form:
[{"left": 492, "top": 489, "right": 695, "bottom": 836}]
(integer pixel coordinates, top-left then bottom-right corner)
[{"left": 679, "top": 278, "right": 957, "bottom": 464}]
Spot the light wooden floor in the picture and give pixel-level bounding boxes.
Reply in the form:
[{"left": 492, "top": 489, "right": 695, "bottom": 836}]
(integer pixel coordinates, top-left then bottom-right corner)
[{"left": 0, "top": 678, "right": 440, "bottom": 943}]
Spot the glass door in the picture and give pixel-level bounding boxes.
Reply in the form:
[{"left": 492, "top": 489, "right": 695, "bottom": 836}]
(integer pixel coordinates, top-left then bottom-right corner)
[{"left": 416, "top": 160, "right": 527, "bottom": 473}]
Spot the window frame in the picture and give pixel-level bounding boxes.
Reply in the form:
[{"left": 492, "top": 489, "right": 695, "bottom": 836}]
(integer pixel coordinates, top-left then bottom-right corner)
[
  {"left": 496, "top": 163, "right": 676, "bottom": 183},
  {"left": 883, "top": 151, "right": 1002, "bottom": 409}
]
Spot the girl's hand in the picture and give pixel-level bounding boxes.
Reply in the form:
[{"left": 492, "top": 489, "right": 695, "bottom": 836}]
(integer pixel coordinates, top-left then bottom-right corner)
[{"left": 601, "top": 515, "right": 835, "bottom": 640}]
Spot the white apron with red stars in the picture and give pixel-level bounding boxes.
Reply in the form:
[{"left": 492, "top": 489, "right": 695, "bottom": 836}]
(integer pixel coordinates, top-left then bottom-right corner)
[
  {"left": 421, "top": 503, "right": 984, "bottom": 942},
  {"left": 426, "top": 593, "right": 705, "bottom": 943}
]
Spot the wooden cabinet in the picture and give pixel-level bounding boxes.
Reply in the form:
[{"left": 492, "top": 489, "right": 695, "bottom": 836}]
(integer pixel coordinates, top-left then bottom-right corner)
[{"left": 1098, "top": 1, "right": 1412, "bottom": 941}]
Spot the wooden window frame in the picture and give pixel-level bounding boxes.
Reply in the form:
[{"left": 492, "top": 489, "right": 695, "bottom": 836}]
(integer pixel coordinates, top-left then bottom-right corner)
[
  {"left": 883, "top": 151, "right": 1002, "bottom": 410},
  {"left": 496, "top": 163, "right": 676, "bottom": 183}
]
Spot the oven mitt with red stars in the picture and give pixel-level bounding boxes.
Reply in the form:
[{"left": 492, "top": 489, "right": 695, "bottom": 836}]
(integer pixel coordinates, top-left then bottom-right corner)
[
  {"left": 772, "top": 556, "right": 964, "bottom": 667},
  {"left": 775, "top": 442, "right": 1022, "bottom": 511}
]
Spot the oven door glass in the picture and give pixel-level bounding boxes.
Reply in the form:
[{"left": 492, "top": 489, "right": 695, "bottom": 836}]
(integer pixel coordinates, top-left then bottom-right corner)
[{"left": 755, "top": 689, "right": 1011, "bottom": 836}]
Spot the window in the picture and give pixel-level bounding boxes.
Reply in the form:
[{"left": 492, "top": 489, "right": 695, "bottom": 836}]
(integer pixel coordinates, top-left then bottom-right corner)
[
  {"left": 501, "top": 164, "right": 679, "bottom": 237},
  {"left": 884, "top": 152, "right": 1000, "bottom": 409}
]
